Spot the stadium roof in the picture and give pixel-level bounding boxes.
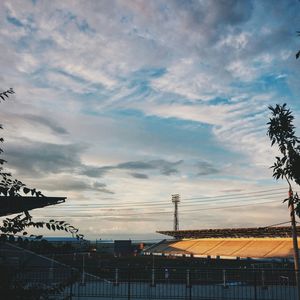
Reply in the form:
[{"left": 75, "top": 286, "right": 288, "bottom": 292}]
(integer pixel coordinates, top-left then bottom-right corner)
[
  {"left": 0, "top": 196, "right": 66, "bottom": 217},
  {"left": 143, "top": 238, "right": 299, "bottom": 259},
  {"left": 157, "top": 226, "right": 298, "bottom": 239}
]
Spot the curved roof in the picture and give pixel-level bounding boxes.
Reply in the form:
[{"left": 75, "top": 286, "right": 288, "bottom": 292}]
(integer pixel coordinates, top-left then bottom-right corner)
[
  {"left": 157, "top": 226, "right": 299, "bottom": 239},
  {"left": 144, "top": 238, "right": 299, "bottom": 259}
]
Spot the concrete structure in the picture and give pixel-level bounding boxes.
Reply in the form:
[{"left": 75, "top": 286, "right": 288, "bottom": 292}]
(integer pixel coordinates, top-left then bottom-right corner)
[
  {"left": 157, "top": 226, "right": 300, "bottom": 239},
  {"left": 43, "top": 237, "right": 90, "bottom": 250},
  {"left": 143, "top": 237, "right": 300, "bottom": 259},
  {"left": 143, "top": 226, "right": 300, "bottom": 260},
  {"left": 114, "top": 240, "right": 132, "bottom": 257}
]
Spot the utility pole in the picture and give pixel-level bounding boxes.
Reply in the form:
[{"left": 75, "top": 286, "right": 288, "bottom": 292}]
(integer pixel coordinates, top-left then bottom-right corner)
[{"left": 172, "top": 194, "right": 180, "bottom": 232}]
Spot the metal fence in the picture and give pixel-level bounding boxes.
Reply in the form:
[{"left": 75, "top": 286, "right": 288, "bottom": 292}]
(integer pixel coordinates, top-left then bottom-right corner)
[{"left": 8, "top": 267, "right": 300, "bottom": 299}]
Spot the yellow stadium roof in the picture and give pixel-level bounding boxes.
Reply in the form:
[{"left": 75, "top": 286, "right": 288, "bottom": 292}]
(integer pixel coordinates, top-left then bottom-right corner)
[{"left": 144, "top": 238, "right": 299, "bottom": 259}]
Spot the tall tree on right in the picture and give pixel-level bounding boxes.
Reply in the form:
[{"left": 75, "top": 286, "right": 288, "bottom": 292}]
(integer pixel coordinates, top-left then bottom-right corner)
[{"left": 267, "top": 103, "right": 300, "bottom": 299}]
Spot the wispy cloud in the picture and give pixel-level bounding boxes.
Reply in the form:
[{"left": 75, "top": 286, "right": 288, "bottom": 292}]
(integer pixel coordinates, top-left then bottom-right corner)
[
  {"left": 0, "top": 0, "right": 299, "bottom": 238},
  {"left": 197, "top": 161, "right": 220, "bottom": 176},
  {"left": 81, "top": 159, "right": 183, "bottom": 178},
  {"left": 130, "top": 173, "right": 149, "bottom": 179}
]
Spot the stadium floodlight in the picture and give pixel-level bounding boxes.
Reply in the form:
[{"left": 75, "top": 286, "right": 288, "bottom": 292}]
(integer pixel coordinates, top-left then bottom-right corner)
[{"left": 172, "top": 194, "right": 180, "bottom": 232}]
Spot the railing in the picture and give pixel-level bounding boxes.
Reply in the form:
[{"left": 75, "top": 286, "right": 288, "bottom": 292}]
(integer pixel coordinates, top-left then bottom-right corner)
[{"left": 4, "top": 267, "right": 299, "bottom": 299}]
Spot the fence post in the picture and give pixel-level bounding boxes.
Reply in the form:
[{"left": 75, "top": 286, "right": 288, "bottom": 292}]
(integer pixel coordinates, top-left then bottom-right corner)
[
  {"left": 127, "top": 268, "right": 131, "bottom": 300},
  {"left": 261, "top": 269, "right": 267, "bottom": 289},
  {"left": 187, "top": 269, "right": 192, "bottom": 300},
  {"left": 81, "top": 255, "right": 85, "bottom": 286},
  {"left": 49, "top": 254, "right": 54, "bottom": 282},
  {"left": 223, "top": 270, "right": 227, "bottom": 288},
  {"left": 254, "top": 270, "right": 257, "bottom": 300},
  {"left": 186, "top": 269, "right": 190, "bottom": 287},
  {"left": 69, "top": 269, "right": 73, "bottom": 300},
  {"left": 114, "top": 268, "right": 119, "bottom": 286},
  {"left": 151, "top": 268, "right": 155, "bottom": 287}
]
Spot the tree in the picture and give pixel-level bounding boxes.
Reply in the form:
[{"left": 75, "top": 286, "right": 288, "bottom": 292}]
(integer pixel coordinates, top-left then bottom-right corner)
[
  {"left": 267, "top": 103, "right": 300, "bottom": 212},
  {"left": 0, "top": 88, "right": 83, "bottom": 240},
  {"left": 0, "top": 88, "right": 83, "bottom": 298},
  {"left": 267, "top": 103, "right": 300, "bottom": 299},
  {"left": 296, "top": 31, "right": 300, "bottom": 59}
]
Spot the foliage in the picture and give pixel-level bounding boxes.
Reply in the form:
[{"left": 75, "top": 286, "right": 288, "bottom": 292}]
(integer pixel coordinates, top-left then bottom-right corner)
[
  {"left": 0, "top": 215, "right": 83, "bottom": 240},
  {"left": 296, "top": 31, "right": 300, "bottom": 59},
  {"left": 0, "top": 88, "right": 83, "bottom": 240},
  {"left": 0, "top": 177, "right": 44, "bottom": 198},
  {"left": 0, "top": 87, "right": 14, "bottom": 101},
  {"left": 267, "top": 103, "right": 300, "bottom": 215},
  {"left": 0, "top": 89, "right": 14, "bottom": 174}
]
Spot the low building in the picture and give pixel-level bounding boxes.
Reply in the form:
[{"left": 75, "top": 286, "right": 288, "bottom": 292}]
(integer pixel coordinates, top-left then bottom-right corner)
[
  {"left": 95, "top": 240, "right": 115, "bottom": 254},
  {"left": 114, "top": 240, "right": 132, "bottom": 257},
  {"left": 43, "top": 237, "right": 90, "bottom": 250}
]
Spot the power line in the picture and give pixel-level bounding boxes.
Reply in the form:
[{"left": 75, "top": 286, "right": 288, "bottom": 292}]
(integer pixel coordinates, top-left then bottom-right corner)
[
  {"left": 42, "top": 199, "right": 281, "bottom": 218},
  {"left": 181, "top": 187, "right": 287, "bottom": 201},
  {"left": 264, "top": 221, "right": 291, "bottom": 228},
  {"left": 65, "top": 193, "right": 282, "bottom": 208},
  {"left": 56, "top": 188, "right": 287, "bottom": 209},
  {"left": 48, "top": 191, "right": 287, "bottom": 210}
]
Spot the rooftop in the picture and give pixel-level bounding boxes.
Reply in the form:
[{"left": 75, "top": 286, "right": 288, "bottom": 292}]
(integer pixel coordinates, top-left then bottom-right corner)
[
  {"left": 144, "top": 237, "right": 299, "bottom": 259},
  {"left": 0, "top": 196, "right": 66, "bottom": 217},
  {"left": 157, "top": 226, "right": 298, "bottom": 239}
]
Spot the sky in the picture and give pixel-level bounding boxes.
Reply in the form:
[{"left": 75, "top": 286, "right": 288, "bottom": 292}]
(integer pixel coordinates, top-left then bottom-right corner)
[{"left": 0, "top": 0, "right": 300, "bottom": 240}]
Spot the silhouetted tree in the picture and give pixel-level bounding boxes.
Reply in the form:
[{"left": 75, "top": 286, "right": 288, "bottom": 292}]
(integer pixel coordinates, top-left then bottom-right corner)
[
  {"left": 0, "top": 88, "right": 82, "bottom": 298},
  {"left": 268, "top": 103, "right": 300, "bottom": 299},
  {"left": 0, "top": 88, "right": 83, "bottom": 240},
  {"left": 267, "top": 103, "right": 300, "bottom": 213}
]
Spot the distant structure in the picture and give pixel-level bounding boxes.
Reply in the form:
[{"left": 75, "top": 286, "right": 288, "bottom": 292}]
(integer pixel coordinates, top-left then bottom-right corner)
[
  {"left": 157, "top": 226, "right": 300, "bottom": 239},
  {"left": 142, "top": 226, "right": 300, "bottom": 260},
  {"left": 114, "top": 240, "right": 132, "bottom": 257},
  {"left": 172, "top": 194, "right": 180, "bottom": 232}
]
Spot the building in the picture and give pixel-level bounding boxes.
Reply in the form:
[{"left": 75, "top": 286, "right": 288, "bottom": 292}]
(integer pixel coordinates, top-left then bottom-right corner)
[
  {"left": 143, "top": 226, "right": 300, "bottom": 261},
  {"left": 94, "top": 240, "right": 115, "bottom": 254},
  {"left": 42, "top": 237, "right": 90, "bottom": 250},
  {"left": 114, "top": 240, "right": 132, "bottom": 257}
]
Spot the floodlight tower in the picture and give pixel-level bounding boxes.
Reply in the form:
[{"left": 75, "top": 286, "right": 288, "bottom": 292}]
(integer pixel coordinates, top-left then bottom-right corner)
[{"left": 172, "top": 194, "right": 180, "bottom": 232}]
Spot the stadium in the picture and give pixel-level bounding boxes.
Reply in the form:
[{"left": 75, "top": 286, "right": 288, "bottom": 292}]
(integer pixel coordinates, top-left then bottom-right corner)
[{"left": 143, "top": 226, "right": 300, "bottom": 261}]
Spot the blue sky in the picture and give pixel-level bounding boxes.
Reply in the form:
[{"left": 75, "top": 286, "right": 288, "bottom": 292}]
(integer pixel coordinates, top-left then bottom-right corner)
[{"left": 0, "top": 0, "right": 300, "bottom": 239}]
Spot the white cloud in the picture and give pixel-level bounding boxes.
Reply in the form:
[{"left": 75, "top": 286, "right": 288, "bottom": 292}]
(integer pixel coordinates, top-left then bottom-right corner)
[
  {"left": 151, "top": 58, "right": 231, "bottom": 101},
  {"left": 226, "top": 59, "right": 257, "bottom": 81},
  {"left": 0, "top": 0, "right": 299, "bottom": 238}
]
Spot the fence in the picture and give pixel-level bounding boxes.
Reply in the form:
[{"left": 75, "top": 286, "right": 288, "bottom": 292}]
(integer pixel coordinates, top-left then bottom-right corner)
[{"left": 7, "top": 267, "right": 300, "bottom": 299}]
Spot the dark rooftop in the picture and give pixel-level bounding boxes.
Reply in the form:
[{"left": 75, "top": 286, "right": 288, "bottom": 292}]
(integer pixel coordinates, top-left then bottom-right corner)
[
  {"left": 157, "top": 226, "right": 298, "bottom": 239},
  {"left": 0, "top": 196, "right": 66, "bottom": 217}
]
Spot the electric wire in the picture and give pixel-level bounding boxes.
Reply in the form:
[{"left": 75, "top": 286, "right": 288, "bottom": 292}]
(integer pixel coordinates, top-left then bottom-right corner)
[
  {"left": 182, "top": 187, "right": 287, "bottom": 201},
  {"left": 42, "top": 199, "right": 281, "bottom": 218},
  {"left": 54, "top": 188, "right": 288, "bottom": 209},
  {"left": 36, "top": 187, "right": 290, "bottom": 221},
  {"left": 47, "top": 191, "right": 287, "bottom": 211},
  {"left": 50, "top": 195, "right": 285, "bottom": 211},
  {"left": 264, "top": 221, "right": 291, "bottom": 228}
]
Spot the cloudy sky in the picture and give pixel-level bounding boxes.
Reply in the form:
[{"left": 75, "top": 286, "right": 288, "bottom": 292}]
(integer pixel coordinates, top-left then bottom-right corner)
[{"left": 0, "top": 0, "right": 300, "bottom": 240}]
